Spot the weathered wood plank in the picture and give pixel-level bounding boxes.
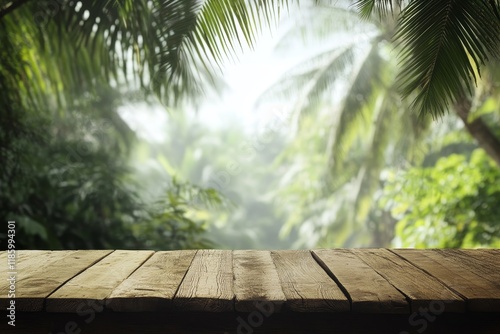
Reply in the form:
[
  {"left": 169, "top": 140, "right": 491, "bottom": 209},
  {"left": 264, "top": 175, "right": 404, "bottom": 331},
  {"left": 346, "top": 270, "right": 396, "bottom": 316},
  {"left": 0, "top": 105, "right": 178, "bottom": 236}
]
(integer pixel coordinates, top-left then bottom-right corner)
[
  {"left": 435, "top": 249, "right": 500, "bottom": 288},
  {"left": 173, "top": 250, "right": 234, "bottom": 312},
  {"left": 46, "top": 250, "right": 153, "bottom": 312},
  {"left": 0, "top": 251, "right": 9, "bottom": 275},
  {"left": 233, "top": 250, "right": 286, "bottom": 312},
  {"left": 0, "top": 250, "right": 112, "bottom": 311},
  {"left": 313, "top": 249, "right": 409, "bottom": 313},
  {"left": 352, "top": 249, "right": 465, "bottom": 313},
  {"left": 2, "top": 251, "right": 74, "bottom": 273},
  {"left": 393, "top": 249, "right": 500, "bottom": 312},
  {"left": 0, "top": 251, "right": 68, "bottom": 299},
  {"left": 271, "top": 250, "right": 349, "bottom": 312},
  {"left": 455, "top": 249, "right": 500, "bottom": 275},
  {"left": 106, "top": 250, "right": 197, "bottom": 311}
]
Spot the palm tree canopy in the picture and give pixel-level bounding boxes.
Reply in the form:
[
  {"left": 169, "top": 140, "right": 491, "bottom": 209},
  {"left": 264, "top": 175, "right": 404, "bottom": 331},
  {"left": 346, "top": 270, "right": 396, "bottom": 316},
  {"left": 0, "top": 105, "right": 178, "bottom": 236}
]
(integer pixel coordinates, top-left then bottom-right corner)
[
  {"left": 2, "top": 0, "right": 498, "bottom": 116},
  {"left": 355, "top": 0, "right": 500, "bottom": 117},
  {"left": 0, "top": 0, "right": 285, "bottom": 108}
]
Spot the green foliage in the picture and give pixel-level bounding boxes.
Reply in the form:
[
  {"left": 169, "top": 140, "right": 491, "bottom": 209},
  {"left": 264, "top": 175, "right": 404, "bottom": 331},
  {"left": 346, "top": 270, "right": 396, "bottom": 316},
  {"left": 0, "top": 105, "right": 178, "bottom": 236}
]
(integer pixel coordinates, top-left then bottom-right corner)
[
  {"left": 355, "top": 0, "right": 500, "bottom": 116},
  {"left": 0, "top": 0, "right": 244, "bottom": 250},
  {"left": 0, "top": 0, "right": 286, "bottom": 108},
  {"left": 264, "top": 2, "right": 431, "bottom": 247},
  {"left": 0, "top": 88, "right": 222, "bottom": 250},
  {"left": 382, "top": 149, "right": 500, "bottom": 248},
  {"left": 129, "top": 112, "right": 294, "bottom": 249},
  {"left": 131, "top": 179, "right": 224, "bottom": 250}
]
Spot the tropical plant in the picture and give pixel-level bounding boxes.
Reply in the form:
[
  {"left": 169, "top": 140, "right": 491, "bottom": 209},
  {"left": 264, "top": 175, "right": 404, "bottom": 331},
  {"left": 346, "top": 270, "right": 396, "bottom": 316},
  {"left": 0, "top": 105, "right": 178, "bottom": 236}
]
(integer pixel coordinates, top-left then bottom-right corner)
[
  {"left": 2, "top": 0, "right": 499, "bottom": 250},
  {"left": 0, "top": 0, "right": 285, "bottom": 250},
  {"left": 130, "top": 111, "right": 294, "bottom": 249},
  {"left": 354, "top": 0, "right": 500, "bottom": 166},
  {"left": 0, "top": 84, "right": 224, "bottom": 250},
  {"left": 3, "top": 0, "right": 497, "bottom": 115},
  {"left": 0, "top": 0, "right": 285, "bottom": 109},
  {"left": 261, "top": 1, "right": 429, "bottom": 247},
  {"left": 382, "top": 148, "right": 500, "bottom": 248}
]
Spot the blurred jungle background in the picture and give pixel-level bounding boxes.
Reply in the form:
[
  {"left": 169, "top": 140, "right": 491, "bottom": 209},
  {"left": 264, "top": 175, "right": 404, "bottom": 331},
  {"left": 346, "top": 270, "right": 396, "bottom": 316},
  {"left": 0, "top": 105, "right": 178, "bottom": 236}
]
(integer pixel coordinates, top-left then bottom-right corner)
[{"left": 1, "top": 0, "right": 499, "bottom": 250}]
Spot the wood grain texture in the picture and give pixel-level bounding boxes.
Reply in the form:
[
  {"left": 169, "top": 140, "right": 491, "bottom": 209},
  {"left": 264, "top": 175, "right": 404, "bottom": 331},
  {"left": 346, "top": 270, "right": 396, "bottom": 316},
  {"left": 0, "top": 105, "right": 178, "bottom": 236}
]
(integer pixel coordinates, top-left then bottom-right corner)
[
  {"left": 271, "top": 250, "right": 349, "bottom": 312},
  {"left": 313, "top": 249, "right": 409, "bottom": 313},
  {"left": 173, "top": 250, "right": 234, "bottom": 312},
  {"left": 457, "top": 249, "right": 500, "bottom": 265},
  {"left": 352, "top": 249, "right": 465, "bottom": 313},
  {"left": 393, "top": 249, "right": 500, "bottom": 312},
  {"left": 233, "top": 250, "right": 286, "bottom": 312},
  {"left": 0, "top": 248, "right": 499, "bottom": 318},
  {"left": 0, "top": 251, "right": 7, "bottom": 262},
  {"left": 436, "top": 249, "right": 500, "bottom": 288},
  {"left": 46, "top": 250, "right": 153, "bottom": 312},
  {"left": 0, "top": 250, "right": 111, "bottom": 311},
  {"left": 107, "top": 250, "right": 197, "bottom": 311}
]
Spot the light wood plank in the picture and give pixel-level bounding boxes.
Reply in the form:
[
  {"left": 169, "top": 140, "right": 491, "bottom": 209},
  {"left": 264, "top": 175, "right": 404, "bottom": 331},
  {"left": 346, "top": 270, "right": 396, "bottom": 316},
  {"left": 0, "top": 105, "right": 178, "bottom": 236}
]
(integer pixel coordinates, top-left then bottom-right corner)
[
  {"left": 107, "top": 250, "right": 196, "bottom": 311},
  {"left": 352, "top": 249, "right": 465, "bottom": 313},
  {"left": 313, "top": 249, "right": 409, "bottom": 313},
  {"left": 0, "top": 250, "right": 111, "bottom": 311},
  {"left": 4, "top": 251, "right": 74, "bottom": 273},
  {"left": 173, "top": 250, "right": 234, "bottom": 312},
  {"left": 46, "top": 250, "right": 153, "bottom": 312},
  {"left": 394, "top": 249, "right": 500, "bottom": 312},
  {"left": 0, "top": 251, "right": 68, "bottom": 295},
  {"left": 271, "top": 250, "right": 349, "bottom": 312},
  {"left": 0, "top": 251, "right": 9, "bottom": 275},
  {"left": 233, "top": 250, "right": 286, "bottom": 312}
]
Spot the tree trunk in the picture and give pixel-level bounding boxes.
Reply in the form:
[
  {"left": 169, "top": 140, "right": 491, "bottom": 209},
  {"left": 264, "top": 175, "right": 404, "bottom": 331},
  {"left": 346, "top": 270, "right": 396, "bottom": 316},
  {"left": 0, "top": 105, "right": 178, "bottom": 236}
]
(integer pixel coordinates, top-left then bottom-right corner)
[{"left": 454, "top": 96, "right": 500, "bottom": 168}]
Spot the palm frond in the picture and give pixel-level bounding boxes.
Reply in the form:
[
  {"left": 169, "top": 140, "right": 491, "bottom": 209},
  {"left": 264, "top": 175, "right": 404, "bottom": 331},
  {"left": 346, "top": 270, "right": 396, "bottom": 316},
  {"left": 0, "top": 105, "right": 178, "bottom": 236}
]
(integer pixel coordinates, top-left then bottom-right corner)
[
  {"left": 2, "top": 0, "right": 287, "bottom": 108},
  {"left": 353, "top": 0, "right": 405, "bottom": 19},
  {"left": 352, "top": 92, "right": 392, "bottom": 222},
  {"left": 274, "top": 2, "right": 375, "bottom": 52},
  {"left": 326, "top": 40, "right": 382, "bottom": 180},
  {"left": 395, "top": 0, "right": 500, "bottom": 117}
]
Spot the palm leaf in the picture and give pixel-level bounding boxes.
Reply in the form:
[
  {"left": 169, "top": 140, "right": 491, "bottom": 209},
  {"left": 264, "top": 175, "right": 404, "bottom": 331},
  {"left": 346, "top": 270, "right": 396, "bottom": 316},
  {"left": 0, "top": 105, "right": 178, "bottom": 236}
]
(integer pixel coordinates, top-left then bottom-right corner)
[
  {"left": 326, "top": 39, "right": 383, "bottom": 181},
  {"left": 355, "top": 0, "right": 500, "bottom": 117},
  {"left": 395, "top": 0, "right": 500, "bottom": 117},
  {"left": 354, "top": 0, "right": 405, "bottom": 19},
  {"left": 2, "top": 0, "right": 287, "bottom": 107}
]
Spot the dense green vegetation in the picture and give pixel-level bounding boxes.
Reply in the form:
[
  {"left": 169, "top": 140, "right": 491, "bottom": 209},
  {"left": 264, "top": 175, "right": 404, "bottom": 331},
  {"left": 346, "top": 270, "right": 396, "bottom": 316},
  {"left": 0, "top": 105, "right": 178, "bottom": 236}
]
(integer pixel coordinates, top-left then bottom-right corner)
[
  {"left": 1, "top": 0, "right": 499, "bottom": 250},
  {"left": 383, "top": 149, "right": 500, "bottom": 248}
]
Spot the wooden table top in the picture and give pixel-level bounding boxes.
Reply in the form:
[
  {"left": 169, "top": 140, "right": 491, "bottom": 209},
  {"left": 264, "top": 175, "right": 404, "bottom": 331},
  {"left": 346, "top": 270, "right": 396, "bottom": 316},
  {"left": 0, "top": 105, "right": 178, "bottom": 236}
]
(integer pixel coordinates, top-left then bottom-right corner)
[{"left": 1, "top": 249, "right": 499, "bottom": 314}]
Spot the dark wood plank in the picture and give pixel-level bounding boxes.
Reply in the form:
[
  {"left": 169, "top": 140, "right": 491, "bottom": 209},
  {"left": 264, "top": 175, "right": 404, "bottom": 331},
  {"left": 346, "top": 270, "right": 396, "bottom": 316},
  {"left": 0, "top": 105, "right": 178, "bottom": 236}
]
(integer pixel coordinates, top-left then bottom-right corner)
[
  {"left": 271, "top": 250, "right": 349, "bottom": 312},
  {"left": 107, "top": 250, "right": 197, "bottom": 311},
  {"left": 393, "top": 249, "right": 500, "bottom": 312},
  {"left": 233, "top": 250, "right": 286, "bottom": 312},
  {"left": 352, "top": 249, "right": 465, "bottom": 313},
  {"left": 173, "top": 250, "right": 234, "bottom": 312},
  {"left": 46, "top": 250, "right": 153, "bottom": 312},
  {"left": 313, "top": 249, "right": 409, "bottom": 313},
  {"left": 0, "top": 250, "right": 112, "bottom": 311}
]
